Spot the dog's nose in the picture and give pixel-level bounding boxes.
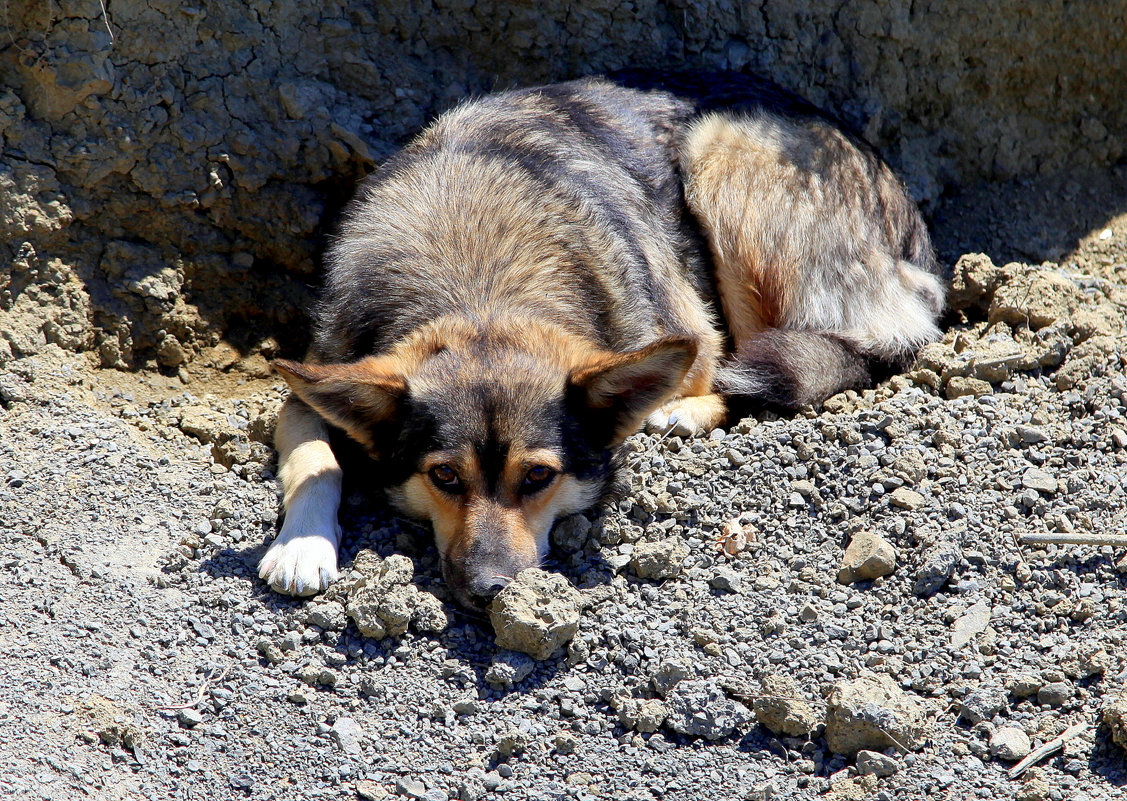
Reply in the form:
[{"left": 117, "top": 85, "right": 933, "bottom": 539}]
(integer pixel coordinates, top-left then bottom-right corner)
[{"left": 467, "top": 576, "right": 510, "bottom": 609}]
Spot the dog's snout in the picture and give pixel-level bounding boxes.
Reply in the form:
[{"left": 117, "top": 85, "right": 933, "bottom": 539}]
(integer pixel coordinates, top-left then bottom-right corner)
[{"left": 466, "top": 575, "right": 511, "bottom": 609}]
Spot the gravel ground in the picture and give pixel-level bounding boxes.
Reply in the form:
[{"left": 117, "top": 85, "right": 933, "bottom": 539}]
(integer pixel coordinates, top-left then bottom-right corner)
[{"left": 3, "top": 174, "right": 1127, "bottom": 800}]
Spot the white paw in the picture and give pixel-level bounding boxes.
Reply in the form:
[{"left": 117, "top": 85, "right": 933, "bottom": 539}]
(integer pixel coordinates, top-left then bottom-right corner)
[
  {"left": 645, "top": 406, "right": 695, "bottom": 438},
  {"left": 258, "top": 524, "right": 341, "bottom": 596},
  {"left": 645, "top": 395, "right": 725, "bottom": 438}
]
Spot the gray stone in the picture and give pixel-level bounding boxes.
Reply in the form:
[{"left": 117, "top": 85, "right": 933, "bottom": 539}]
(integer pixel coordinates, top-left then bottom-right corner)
[
  {"left": 395, "top": 778, "right": 427, "bottom": 798},
  {"left": 331, "top": 716, "right": 363, "bottom": 755},
  {"left": 488, "top": 569, "right": 582, "bottom": 660},
  {"left": 989, "top": 727, "right": 1032, "bottom": 761},
  {"left": 855, "top": 750, "right": 900, "bottom": 777},
  {"left": 913, "top": 540, "right": 962, "bottom": 596},
  {"left": 665, "top": 680, "right": 753, "bottom": 740},
  {"left": 1037, "top": 682, "right": 1071, "bottom": 707},
  {"left": 650, "top": 660, "right": 692, "bottom": 698},
  {"left": 951, "top": 600, "right": 991, "bottom": 648},
  {"left": 484, "top": 651, "right": 535, "bottom": 688},
  {"left": 1021, "top": 468, "right": 1057, "bottom": 494},
  {"left": 709, "top": 566, "right": 743, "bottom": 592},
  {"left": 959, "top": 688, "right": 1006, "bottom": 724},
  {"left": 304, "top": 601, "right": 346, "bottom": 631},
  {"left": 551, "top": 514, "right": 592, "bottom": 551},
  {"left": 177, "top": 708, "right": 203, "bottom": 728}
]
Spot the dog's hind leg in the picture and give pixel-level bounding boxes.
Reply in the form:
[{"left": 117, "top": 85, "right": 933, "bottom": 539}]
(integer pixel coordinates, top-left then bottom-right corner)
[
  {"left": 258, "top": 395, "right": 342, "bottom": 595},
  {"left": 679, "top": 111, "right": 945, "bottom": 408}
]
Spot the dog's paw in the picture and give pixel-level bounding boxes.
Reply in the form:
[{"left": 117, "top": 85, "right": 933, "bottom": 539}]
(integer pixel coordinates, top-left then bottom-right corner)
[
  {"left": 258, "top": 526, "right": 341, "bottom": 596},
  {"left": 645, "top": 394, "right": 727, "bottom": 438}
]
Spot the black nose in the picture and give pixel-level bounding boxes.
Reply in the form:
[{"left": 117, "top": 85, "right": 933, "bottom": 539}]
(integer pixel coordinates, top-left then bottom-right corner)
[{"left": 467, "top": 577, "right": 510, "bottom": 609}]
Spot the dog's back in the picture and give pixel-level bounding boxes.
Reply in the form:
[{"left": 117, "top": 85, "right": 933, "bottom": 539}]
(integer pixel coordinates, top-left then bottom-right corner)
[{"left": 312, "top": 79, "right": 719, "bottom": 367}]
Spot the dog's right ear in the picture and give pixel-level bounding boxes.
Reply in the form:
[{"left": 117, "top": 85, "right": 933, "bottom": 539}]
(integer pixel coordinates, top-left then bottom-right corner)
[
  {"left": 273, "top": 357, "right": 407, "bottom": 449},
  {"left": 569, "top": 336, "right": 697, "bottom": 445}
]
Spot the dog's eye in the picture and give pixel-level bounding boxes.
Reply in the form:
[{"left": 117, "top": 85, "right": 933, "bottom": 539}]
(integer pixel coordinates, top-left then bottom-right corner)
[
  {"left": 522, "top": 465, "right": 556, "bottom": 493},
  {"left": 428, "top": 464, "right": 463, "bottom": 493}
]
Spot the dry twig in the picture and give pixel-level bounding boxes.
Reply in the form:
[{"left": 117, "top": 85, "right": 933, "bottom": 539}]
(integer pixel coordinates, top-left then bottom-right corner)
[
  {"left": 1008, "top": 721, "right": 1088, "bottom": 779},
  {"left": 1019, "top": 533, "right": 1127, "bottom": 548},
  {"left": 155, "top": 664, "right": 233, "bottom": 711}
]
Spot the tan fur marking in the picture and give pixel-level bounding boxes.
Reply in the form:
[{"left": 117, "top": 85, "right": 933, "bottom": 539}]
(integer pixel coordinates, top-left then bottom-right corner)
[
  {"left": 681, "top": 113, "right": 798, "bottom": 345},
  {"left": 274, "top": 396, "right": 341, "bottom": 508},
  {"left": 501, "top": 447, "right": 566, "bottom": 493}
]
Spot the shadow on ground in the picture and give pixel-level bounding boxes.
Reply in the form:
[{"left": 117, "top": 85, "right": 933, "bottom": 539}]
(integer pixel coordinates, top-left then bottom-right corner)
[{"left": 931, "top": 163, "right": 1127, "bottom": 267}]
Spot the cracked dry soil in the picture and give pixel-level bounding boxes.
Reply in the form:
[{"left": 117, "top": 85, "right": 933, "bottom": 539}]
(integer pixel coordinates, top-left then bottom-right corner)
[{"left": 3, "top": 170, "right": 1127, "bottom": 800}]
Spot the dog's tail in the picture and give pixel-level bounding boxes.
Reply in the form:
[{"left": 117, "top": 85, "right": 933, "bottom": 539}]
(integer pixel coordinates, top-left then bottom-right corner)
[{"left": 713, "top": 329, "right": 873, "bottom": 409}]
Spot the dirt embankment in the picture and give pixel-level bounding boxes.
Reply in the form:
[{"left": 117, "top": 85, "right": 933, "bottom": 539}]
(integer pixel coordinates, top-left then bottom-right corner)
[{"left": 2, "top": 1, "right": 1125, "bottom": 373}]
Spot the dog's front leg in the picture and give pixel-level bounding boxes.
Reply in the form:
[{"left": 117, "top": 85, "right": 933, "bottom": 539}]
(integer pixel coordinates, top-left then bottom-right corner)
[{"left": 258, "top": 395, "right": 342, "bottom": 595}]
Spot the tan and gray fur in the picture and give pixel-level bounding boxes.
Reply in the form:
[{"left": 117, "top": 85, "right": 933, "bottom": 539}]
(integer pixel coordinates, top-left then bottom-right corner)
[{"left": 258, "top": 74, "right": 946, "bottom": 607}]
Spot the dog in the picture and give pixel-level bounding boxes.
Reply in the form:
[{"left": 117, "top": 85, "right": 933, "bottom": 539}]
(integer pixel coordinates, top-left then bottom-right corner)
[{"left": 257, "top": 72, "right": 946, "bottom": 609}]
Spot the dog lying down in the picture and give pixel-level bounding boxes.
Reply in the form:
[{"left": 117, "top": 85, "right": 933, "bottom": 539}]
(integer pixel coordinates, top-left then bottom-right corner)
[{"left": 258, "top": 71, "right": 946, "bottom": 610}]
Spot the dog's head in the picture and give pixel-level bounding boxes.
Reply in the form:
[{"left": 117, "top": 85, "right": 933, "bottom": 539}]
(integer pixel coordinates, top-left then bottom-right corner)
[{"left": 274, "top": 320, "right": 695, "bottom": 609}]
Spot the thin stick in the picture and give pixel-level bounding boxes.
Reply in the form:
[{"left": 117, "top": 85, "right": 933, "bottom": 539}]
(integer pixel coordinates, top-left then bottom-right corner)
[
  {"left": 155, "top": 664, "right": 232, "bottom": 711},
  {"left": 98, "top": 0, "right": 115, "bottom": 42},
  {"left": 1008, "top": 722, "right": 1088, "bottom": 779},
  {"left": 1019, "top": 533, "right": 1127, "bottom": 547}
]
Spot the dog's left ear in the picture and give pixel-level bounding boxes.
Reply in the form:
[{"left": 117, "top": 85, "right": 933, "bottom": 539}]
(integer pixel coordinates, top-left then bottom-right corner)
[
  {"left": 569, "top": 336, "right": 697, "bottom": 445},
  {"left": 273, "top": 357, "right": 408, "bottom": 450}
]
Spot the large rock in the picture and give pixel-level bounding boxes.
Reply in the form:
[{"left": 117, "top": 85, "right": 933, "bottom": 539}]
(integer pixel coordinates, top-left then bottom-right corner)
[
  {"left": 631, "top": 538, "right": 689, "bottom": 580},
  {"left": 343, "top": 553, "right": 446, "bottom": 638},
  {"left": 752, "top": 674, "right": 818, "bottom": 737},
  {"left": 837, "top": 531, "right": 897, "bottom": 584},
  {"left": 989, "top": 269, "right": 1081, "bottom": 330},
  {"left": 488, "top": 569, "right": 582, "bottom": 660},
  {"left": 824, "top": 672, "right": 930, "bottom": 756}
]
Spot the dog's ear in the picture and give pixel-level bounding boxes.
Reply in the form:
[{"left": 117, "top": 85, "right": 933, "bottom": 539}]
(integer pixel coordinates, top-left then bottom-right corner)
[
  {"left": 569, "top": 336, "right": 697, "bottom": 445},
  {"left": 273, "top": 357, "right": 407, "bottom": 449}
]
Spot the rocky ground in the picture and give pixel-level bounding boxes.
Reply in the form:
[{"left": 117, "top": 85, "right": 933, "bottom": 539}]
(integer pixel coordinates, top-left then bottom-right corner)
[{"left": 3, "top": 168, "right": 1127, "bottom": 800}]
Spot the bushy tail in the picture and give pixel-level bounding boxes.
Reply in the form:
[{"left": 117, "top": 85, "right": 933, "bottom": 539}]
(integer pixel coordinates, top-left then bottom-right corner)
[{"left": 714, "top": 330, "right": 871, "bottom": 409}]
